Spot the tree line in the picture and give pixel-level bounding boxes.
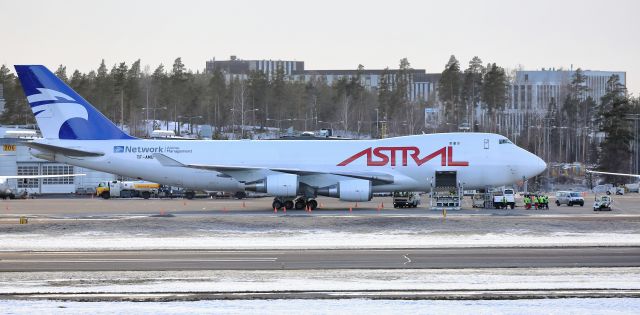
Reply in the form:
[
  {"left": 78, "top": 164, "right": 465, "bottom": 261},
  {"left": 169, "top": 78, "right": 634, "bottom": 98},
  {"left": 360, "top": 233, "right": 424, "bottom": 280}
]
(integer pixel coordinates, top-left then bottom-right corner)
[{"left": 1, "top": 57, "right": 639, "bottom": 178}]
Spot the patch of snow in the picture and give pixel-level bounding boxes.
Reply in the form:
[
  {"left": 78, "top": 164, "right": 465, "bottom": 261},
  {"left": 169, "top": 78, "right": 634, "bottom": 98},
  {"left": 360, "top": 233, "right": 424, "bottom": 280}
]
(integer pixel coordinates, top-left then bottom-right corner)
[
  {"left": 0, "top": 231, "right": 638, "bottom": 251},
  {"left": 0, "top": 298, "right": 639, "bottom": 315},
  {"left": 1, "top": 268, "right": 639, "bottom": 294}
]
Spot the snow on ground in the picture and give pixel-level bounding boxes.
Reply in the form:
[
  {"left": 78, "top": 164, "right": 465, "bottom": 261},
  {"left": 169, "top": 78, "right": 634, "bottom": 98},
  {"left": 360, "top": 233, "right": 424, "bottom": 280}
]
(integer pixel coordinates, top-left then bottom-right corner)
[
  {"left": 1, "top": 268, "right": 639, "bottom": 294},
  {"left": 1, "top": 298, "right": 639, "bottom": 315},
  {"left": 0, "top": 230, "right": 638, "bottom": 251}
]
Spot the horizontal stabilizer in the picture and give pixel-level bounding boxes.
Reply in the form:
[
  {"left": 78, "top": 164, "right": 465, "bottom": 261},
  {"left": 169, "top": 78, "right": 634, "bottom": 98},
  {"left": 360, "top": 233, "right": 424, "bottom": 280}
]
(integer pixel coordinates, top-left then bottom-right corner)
[
  {"left": 153, "top": 153, "right": 186, "bottom": 167},
  {"left": 26, "top": 142, "right": 104, "bottom": 157}
]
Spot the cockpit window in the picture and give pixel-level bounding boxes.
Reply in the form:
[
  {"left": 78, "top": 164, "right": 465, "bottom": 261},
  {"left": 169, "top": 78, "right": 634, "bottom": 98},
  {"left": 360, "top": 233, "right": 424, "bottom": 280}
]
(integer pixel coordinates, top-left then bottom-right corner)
[{"left": 499, "top": 138, "right": 512, "bottom": 144}]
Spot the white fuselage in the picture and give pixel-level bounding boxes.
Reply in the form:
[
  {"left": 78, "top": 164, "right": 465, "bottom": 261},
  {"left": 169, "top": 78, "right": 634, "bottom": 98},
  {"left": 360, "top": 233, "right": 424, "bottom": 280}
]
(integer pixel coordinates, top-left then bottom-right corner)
[{"left": 30, "top": 133, "right": 546, "bottom": 193}]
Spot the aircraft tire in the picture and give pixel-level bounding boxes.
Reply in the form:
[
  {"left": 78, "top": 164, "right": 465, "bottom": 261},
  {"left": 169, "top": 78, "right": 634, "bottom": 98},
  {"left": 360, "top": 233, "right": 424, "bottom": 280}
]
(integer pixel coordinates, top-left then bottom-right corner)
[
  {"left": 272, "top": 200, "right": 283, "bottom": 210},
  {"left": 294, "top": 199, "right": 306, "bottom": 210},
  {"left": 307, "top": 199, "right": 318, "bottom": 210},
  {"left": 284, "top": 200, "right": 294, "bottom": 210}
]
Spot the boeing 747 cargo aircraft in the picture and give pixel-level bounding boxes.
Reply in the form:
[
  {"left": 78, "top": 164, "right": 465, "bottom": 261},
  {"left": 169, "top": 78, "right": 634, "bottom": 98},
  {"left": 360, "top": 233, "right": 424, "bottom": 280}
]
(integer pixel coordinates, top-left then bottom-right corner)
[{"left": 15, "top": 65, "right": 546, "bottom": 209}]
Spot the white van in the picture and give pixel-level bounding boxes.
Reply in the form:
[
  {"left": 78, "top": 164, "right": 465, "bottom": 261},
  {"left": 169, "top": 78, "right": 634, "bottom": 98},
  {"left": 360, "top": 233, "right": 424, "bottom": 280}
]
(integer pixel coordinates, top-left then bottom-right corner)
[{"left": 555, "top": 191, "right": 585, "bottom": 207}]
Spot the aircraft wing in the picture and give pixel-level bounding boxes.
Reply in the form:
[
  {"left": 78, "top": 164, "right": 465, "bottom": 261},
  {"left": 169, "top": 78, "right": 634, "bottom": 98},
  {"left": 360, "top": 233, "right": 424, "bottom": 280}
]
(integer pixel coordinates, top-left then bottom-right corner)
[
  {"left": 26, "top": 142, "right": 104, "bottom": 157},
  {"left": 153, "top": 153, "right": 394, "bottom": 184},
  {"left": 586, "top": 170, "right": 640, "bottom": 178}
]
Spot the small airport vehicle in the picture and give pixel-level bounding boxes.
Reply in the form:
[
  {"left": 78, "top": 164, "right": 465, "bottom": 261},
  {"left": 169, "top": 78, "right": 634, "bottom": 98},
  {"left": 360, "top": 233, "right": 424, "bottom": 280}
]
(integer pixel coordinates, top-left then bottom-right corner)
[
  {"left": 626, "top": 183, "right": 639, "bottom": 193},
  {"left": 97, "top": 180, "right": 160, "bottom": 199},
  {"left": 606, "top": 186, "right": 625, "bottom": 195},
  {"left": 393, "top": 191, "right": 421, "bottom": 208},
  {"left": 472, "top": 193, "right": 485, "bottom": 208},
  {"left": 555, "top": 191, "right": 584, "bottom": 207},
  {"left": 493, "top": 188, "right": 515, "bottom": 209},
  {"left": 593, "top": 195, "right": 612, "bottom": 211}
]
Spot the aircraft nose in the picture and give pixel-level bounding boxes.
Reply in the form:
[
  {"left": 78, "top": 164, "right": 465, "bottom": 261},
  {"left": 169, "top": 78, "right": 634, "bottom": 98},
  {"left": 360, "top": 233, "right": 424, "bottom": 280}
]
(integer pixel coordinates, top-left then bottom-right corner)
[{"left": 530, "top": 154, "right": 547, "bottom": 177}]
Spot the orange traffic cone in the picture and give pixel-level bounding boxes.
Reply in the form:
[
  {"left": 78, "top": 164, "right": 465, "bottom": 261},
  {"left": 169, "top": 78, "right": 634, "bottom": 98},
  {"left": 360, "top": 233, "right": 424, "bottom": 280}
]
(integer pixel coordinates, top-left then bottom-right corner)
[
  {"left": 274, "top": 207, "right": 278, "bottom": 213},
  {"left": 349, "top": 207, "right": 352, "bottom": 213}
]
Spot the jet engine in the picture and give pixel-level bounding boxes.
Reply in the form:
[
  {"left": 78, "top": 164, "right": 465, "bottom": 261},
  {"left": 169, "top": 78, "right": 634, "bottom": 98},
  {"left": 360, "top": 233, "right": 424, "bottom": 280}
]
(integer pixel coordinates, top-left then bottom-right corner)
[
  {"left": 317, "top": 179, "right": 372, "bottom": 202},
  {"left": 245, "top": 173, "right": 298, "bottom": 197}
]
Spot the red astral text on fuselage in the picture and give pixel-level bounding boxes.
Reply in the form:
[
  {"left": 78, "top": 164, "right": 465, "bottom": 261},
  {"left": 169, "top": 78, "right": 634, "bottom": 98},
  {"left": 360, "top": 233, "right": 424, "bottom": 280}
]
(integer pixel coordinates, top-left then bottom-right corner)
[{"left": 337, "top": 146, "right": 469, "bottom": 167}]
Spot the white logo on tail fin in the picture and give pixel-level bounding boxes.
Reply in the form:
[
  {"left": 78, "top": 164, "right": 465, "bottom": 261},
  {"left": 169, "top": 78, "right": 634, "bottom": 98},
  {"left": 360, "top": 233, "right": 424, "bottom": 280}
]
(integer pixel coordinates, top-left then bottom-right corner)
[
  {"left": 27, "top": 88, "right": 88, "bottom": 139},
  {"left": 27, "top": 88, "right": 76, "bottom": 103}
]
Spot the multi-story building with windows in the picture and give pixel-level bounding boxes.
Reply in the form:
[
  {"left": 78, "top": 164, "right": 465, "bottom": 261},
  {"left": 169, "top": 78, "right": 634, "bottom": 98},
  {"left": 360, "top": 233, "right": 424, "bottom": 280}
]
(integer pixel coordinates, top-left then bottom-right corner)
[
  {"left": 509, "top": 69, "right": 626, "bottom": 111},
  {"left": 205, "top": 56, "right": 304, "bottom": 80},
  {"left": 205, "top": 56, "right": 440, "bottom": 102}
]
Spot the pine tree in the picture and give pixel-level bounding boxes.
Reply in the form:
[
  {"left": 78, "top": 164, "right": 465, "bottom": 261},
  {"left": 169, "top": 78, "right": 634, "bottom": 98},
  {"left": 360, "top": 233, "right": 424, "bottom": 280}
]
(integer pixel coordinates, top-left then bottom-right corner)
[
  {"left": 378, "top": 67, "right": 391, "bottom": 122},
  {"left": 208, "top": 68, "right": 227, "bottom": 130},
  {"left": 438, "top": 55, "right": 462, "bottom": 127},
  {"left": 461, "top": 56, "right": 484, "bottom": 128},
  {"left": 54, "top": 65, "right": 69, "bottom": 83},
  {"left": 482, "top": 63, "right": 507, "bottom": 114},
  {"left": 596, "top": 74, "right": 633, "bottom": 183}
]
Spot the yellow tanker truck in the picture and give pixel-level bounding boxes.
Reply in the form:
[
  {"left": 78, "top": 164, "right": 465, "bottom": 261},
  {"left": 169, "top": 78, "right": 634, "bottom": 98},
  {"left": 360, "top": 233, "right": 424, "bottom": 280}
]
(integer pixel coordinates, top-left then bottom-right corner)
[{"left": 96, "top": 180, "right": 160, "bottom": 199}]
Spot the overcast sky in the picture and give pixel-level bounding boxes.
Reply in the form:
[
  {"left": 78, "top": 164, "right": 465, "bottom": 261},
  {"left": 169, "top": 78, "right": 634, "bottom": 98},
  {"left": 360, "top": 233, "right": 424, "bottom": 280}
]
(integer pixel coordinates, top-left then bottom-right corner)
[{"left": 2, "top": 0, "right": 639, "bottom": 94}]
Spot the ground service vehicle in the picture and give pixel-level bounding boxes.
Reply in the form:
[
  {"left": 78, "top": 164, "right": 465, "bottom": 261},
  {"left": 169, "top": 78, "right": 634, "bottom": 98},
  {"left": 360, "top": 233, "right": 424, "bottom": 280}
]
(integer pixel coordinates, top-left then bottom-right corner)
[
  {"left": 97, "top": 180, "right": 160, "bottom": 199},
  {"left": 593, "top": 195, "right": 612, "bottom": 211},
  {"left": 15, "top": 65, "right": 547, "bottom": 211},
  {"left": 472, "top": 193, "right": 486, "bottom": 208},
  {"left": 393, "top": 191, "right": 421, "bottom": 208},
  {"left": 555, "top": 191, "right": 585, "bottom": 207},
  {"left": 493, "top": 189, "right": 516, "bottom": 209}
]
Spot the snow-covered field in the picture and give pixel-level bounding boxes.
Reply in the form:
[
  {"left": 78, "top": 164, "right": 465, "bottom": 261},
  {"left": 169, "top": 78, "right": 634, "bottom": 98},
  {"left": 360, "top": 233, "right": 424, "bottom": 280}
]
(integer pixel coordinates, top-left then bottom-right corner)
[
  {"left": 0, "top": 230, "right": 638, "bottom": 251},
  {"left": 1, "top": 298, "right": 639, "bottom": 315},
  {"left": 2, "top": 268, "right": 639, "bottom": 294}
]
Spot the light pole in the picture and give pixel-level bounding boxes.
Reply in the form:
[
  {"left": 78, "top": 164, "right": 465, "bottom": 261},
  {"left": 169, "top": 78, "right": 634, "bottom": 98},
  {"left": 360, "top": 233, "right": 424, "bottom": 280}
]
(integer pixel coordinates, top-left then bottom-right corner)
[
  {"left": 317, "top": 120, "right": 344, "bottom": 133},
  {"left": 142, "top": 106, "right": 167, "bottom": 136},
  {"left": 290, "top": 117, "right": 317, "bottom": 131},
  {"left": 266, "top": 118, "right": 293, "bottom": 137},
  {"left": 231, "top": 108, "right": 259, "bottom": 138},
  {"left": 178, "top": 115, "right": 203, "bottom": 136}
]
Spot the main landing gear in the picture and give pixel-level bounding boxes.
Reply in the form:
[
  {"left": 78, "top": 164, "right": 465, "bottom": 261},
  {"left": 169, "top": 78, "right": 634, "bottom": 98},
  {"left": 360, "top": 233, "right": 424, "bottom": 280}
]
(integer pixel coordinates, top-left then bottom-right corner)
[{"left": 272, "top": 196, "right": 318, "bottom": 211}]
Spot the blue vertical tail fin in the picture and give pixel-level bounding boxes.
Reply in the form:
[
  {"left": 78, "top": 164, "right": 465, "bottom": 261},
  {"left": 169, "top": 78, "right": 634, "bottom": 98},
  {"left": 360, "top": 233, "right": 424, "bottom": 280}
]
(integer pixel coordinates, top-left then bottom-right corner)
[{"left": 14, "top": 65, "right": 134, "bottom": 140}]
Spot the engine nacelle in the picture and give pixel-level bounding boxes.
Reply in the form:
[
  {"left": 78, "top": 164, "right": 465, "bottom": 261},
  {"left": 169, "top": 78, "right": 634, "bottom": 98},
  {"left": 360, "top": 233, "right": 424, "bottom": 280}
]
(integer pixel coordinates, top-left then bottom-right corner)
[
  {"left": 245, "top": 174, "right": 298, "bottom": 197},
  {"left": 317, "top": 179, "right": 372, "bottom": 202}
]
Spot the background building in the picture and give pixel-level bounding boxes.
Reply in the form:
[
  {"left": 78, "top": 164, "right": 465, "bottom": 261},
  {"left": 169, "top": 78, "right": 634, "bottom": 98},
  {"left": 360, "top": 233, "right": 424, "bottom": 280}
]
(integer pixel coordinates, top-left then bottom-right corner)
[
  {"left": 205, "top": 56, "right": 304, "bottom": 79},
  {"left": 0, "top": 127, "right": 115, "bottom": 194},
  {"left": 509, "top": 69, "right": 626, "bottom": 111},
  {"left": 206, "top": 56, "right": 440, "bottom": 102}
]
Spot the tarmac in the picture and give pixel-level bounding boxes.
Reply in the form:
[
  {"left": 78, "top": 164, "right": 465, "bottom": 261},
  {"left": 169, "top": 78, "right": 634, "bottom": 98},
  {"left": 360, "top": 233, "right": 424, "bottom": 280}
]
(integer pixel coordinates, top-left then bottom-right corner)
[
  {"left": 0, "top": 194, "right": 639, "bottom": 301},
  {"left": 1, "top": 247, "right": 639, "bottom": 272}
]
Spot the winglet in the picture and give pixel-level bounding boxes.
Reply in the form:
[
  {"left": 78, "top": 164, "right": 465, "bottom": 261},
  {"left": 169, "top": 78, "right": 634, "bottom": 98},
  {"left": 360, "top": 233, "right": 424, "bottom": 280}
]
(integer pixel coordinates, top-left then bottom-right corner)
[{"left": 153, "top": 153, "right": 185, "bottom": 167}]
